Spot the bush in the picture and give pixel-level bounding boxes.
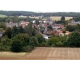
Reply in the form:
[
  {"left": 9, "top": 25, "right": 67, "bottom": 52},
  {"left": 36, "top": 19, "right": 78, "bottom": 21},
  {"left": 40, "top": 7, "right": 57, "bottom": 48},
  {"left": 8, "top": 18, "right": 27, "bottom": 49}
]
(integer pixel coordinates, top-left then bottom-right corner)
[
  {"left": 10, "top": 40, "right": 23, "bottom": 52},
  {"left": 0, "top": 45, "right": 10, "bottom": 51},
  {"left": 23, "top": 45, "right": 34, "bottom": 52},
  {"left": 67, "top": 32, "right": 80, "bottom": 47}
]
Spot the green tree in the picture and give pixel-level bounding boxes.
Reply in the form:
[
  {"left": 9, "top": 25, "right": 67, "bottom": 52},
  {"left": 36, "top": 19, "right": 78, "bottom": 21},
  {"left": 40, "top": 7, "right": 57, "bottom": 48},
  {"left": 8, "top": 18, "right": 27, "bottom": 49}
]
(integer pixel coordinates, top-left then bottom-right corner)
[
  {"left": 0, "top": 22, "right": 6, "bottom": 30},
  {"left": 35, "top": 20, "right": 40, "bottom": 25},
  {"left": 12, "top": 26, "right": 19, "bottom": 37},
  {"left": 47, "top": 25, "right": 53, "bottom": 30},
  {"left": 67, "top": 32, "right": 80, "bottom": 47},
  {"left": 35, "top": 34, "right": 46, "bottom": 46},
  {"left": 1, "top": 36, "right": 10, "bottom": 46},
  {"left": 66, "top": 25, "right": 75, "bottom": 32},
  {"left": 24, "top": 22, "right": 33, "bottom": 36},
  {"left": 11, "top": 40, "right": 23, "bottom": 52},
  {"left": 3, "top": 28, "right": 12, "bottom": 39},
  {"left": 47, "top": 37, "right": 66, "bottom": 47},
  {"left": 61, "top": 16, "right": 65, "bottom": 21},
  {"left": 18, "top": 26, "right": 24, "bottom": 33},
  {"left": 29, "top": 37, "right": 39, "bottom": 46},
  {"left": 12, "top": 34, "right": 30, "bottom": 46}
]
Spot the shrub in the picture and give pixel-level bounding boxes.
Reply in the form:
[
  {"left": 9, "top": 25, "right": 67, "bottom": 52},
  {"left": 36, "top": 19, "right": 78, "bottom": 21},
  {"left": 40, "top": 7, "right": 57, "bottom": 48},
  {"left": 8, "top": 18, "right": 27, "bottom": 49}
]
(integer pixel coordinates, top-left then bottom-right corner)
[{"left": 10, "top": 40, "right": 23, "bottom": 52}]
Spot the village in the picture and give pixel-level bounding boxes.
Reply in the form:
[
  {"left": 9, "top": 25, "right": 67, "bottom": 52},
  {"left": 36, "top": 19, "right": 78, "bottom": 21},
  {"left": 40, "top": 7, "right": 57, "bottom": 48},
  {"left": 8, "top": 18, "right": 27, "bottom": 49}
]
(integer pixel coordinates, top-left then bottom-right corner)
[{"left": 1, "top": 16, "right": 79, "bottom": 40}]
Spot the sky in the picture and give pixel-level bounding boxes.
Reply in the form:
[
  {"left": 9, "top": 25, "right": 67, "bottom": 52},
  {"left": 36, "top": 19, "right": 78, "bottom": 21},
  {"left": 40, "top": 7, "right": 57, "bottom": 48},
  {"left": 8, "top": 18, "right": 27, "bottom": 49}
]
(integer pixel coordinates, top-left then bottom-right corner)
[{"left": 0, "top": 0, "right": 80, "bottom": 12}]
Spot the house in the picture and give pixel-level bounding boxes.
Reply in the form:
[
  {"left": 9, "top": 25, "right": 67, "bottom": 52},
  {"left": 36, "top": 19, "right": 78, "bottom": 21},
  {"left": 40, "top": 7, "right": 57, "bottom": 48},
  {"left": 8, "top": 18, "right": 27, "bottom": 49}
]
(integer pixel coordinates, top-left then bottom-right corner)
[
  {"left": 0, "top": 31, "right": 3, "bottom": 37},
  {"left": 57, "top": 30, "right": 64, "bottom": 36},
  {"left": 52, "top": 30, "right": 64, "bottom": 36},
  {"left": 18, "top": 15, "right": 27, "bottom": 18},
  {"left": 42, "top": 34, "right": 51, "bottom": 40},
  {"left": 68, "top": 20, "right": 80, "bottom": 25},
  {"left": 19, "top": 21, "right": 29, "bottom": 28},
  {"left": 43, "top": 18, "right": 53, "bottom": 25},
  {"left": 65, "top": 31, "right": 70, "bottom": 35},
  {"left": 52, "top": 24, "right": 65, "bottom": 30},
  {"left": 6, "top": 21, "right": 18, "bottom": 28}
]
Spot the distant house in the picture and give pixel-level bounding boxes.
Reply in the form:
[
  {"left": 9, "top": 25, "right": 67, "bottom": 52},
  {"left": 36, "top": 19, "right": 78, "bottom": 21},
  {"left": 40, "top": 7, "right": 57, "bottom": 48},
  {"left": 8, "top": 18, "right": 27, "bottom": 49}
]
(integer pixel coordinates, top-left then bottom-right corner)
[
  {"left": 68, "top": 20, "right": 80, "bottom": 25},
  {"left": 19, "top": 21, "right": 29, "bottom": 28},
  {"left": 52, "top": 24, "right": 65, "bottom": 30},
  {"left": 0, "top": 31, "right": 3, "bottom": 37},
  {"left": 6, "top": 21, "right": 18, "bottom": 28},
  {"left": 18, "top": 15, "right": 27, "bottom": 18},
  {"left": 43, "top": 19, "right": 53, "bottom": 25},
  {"left": 52, "top": 30, "right": 64, "bottom": 36},
  {"left": 65, "top": 31, "right": 70, "bottom": 35},
  {"left": 42, "top": 34, "right": 51, "bottom": 40}
]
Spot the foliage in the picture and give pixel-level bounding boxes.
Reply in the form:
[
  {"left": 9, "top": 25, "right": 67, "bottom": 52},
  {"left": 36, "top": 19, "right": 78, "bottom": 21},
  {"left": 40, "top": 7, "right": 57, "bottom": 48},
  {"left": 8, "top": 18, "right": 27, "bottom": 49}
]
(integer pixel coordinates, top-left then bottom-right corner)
[
  {"left": 61, "top": 16, "right": 65, "bottom": 21},
  {"left": 3, "top": 28, "right": 12, "bottom": 39},
  {"left": 47, "top": 25, "right": 53, "bottom": 30},
  {"left": 67, "top": 32, "right": 80, "bottom": 47},
  {"left": 11, "top": 40, "right": 23, "bottom": 52},
  {"left": 47, "top": 37, "right": 66, "bottom": 47},
  {"left": 35, "top": 20, "right": 40, "bottom": 25},
  {"left": 35, "top": 34, "right": 46, "bottom": 46},
  {"left": 23, "top": 45, "right": 34, "bottom": 52},
  {"left": 1, "top": 36, "right": 10, "bottom": 46}
]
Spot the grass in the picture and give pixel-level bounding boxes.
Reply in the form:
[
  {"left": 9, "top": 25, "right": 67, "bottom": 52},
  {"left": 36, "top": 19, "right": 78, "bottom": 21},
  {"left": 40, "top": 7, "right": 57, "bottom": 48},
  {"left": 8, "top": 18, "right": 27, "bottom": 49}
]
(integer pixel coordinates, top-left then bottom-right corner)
[
  {"left": 0, "top": 14, "right": 7, "bottom": 17},
  {"left": 0, "top": 52, "right": 27, "bottom": 58}
]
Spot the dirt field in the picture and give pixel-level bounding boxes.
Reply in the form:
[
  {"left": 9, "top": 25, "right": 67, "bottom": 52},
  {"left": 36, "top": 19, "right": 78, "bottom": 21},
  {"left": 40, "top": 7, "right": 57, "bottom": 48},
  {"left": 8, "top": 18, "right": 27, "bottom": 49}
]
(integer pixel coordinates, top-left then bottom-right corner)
[{"left": 0, "top": 47, "right": 80, "bottom": 60}]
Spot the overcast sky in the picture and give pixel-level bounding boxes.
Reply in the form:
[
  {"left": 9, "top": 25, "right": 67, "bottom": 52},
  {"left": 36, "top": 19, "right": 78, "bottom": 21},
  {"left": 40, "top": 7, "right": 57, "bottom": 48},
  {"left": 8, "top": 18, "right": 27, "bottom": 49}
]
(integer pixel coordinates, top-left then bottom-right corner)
[{"left": 0, "top": 0, "right": 80, "bottom": 12}]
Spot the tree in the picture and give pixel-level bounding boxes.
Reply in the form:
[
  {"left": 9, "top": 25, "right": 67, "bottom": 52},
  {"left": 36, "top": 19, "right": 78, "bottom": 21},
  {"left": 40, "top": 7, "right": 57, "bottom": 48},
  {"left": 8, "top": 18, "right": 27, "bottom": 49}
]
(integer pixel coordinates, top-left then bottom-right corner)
[
  {"left": 66, "top": 25, "right": 75, "bottom": 32},
  {"left": 29, "top": 37, "right": 39, "bottom": 46},
  {"left": 18, "top": 26, "right": 24, "bottom": 33},
  {"left": 47, "top": 37, "right": 66, "bottom": 47},
  {"left": 35, "top": 20, "right": 40, "bottom": 25},
  {"left": 0, "top": 23, "right": 6, "bottom": 30},
  {"left": 12, "top": 34, "right": 30, "bottom": 46},
  {"left": 24, "top": 22, "right": 33, "bottom": 36},
  {"left": 11, "top": 40, "right": 23, "bottom": 52},
  {"left": 47, "top": 25, "right": 53, "bottom": 30},
  {"left": 35, "top": 34, "right": 46, "bottom": 46},
  {"left": 1, "top": 36, "right": 10, "bottom": 46},
  {"left": 47, "top": 37, "right": 59, "bottom": 46},
  {"left": 67, "top": 32, "right": 80, "bottom": 47},
  {"left": 12, "top": 26, "right": 19, "bottom": 37},
  {"left": 3, "top": 28, "right": 12, "bottom": 39},
  {"left": 61, "top": 16, "right": 65, "bottom": 21}
]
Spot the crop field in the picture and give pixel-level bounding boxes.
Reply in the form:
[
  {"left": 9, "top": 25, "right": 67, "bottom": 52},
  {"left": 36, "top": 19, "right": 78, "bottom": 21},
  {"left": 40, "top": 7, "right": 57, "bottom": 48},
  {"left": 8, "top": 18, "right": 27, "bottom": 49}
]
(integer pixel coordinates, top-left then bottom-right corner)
[
  {"left": 29, "top": 16, "right": 73, "bottom": 21},
  {"left": 50, "top": 16, "right": 73, "bottom": 21},
  {"left": 0, "top": 47, "right": 80, "bottom": 60}
]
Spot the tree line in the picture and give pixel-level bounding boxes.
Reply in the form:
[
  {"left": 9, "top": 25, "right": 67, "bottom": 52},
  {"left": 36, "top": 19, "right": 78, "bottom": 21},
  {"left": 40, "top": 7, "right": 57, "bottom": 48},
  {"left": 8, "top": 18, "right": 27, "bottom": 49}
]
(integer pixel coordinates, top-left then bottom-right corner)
[{"left": 1, "top": 11, "right": 80, "bottom": 17}]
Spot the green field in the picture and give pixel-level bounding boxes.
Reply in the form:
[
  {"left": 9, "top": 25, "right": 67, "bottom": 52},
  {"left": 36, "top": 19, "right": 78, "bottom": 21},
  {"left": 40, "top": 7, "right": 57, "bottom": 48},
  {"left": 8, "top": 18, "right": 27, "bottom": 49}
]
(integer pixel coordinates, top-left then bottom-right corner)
[{"left": 0, "top": 14, "right": 7, "bottom": 17}]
